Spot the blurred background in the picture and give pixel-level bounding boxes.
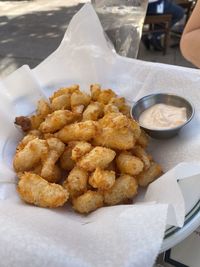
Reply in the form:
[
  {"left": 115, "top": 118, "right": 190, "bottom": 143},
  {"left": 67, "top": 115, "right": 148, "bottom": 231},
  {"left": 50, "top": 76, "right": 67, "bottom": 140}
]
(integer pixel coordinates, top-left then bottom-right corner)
[{"left": 0, "top": 0, "right": 196, "bottom": 79}]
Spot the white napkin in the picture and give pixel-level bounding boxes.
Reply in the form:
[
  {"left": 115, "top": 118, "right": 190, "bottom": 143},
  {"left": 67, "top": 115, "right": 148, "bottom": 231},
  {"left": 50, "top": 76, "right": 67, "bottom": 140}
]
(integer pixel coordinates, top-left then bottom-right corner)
[
  {"left": 0, "top": 3, "right": 200, "bottom": 267},
  {"left": 0, "top": 199, "right": 168, "bottom": 267}
]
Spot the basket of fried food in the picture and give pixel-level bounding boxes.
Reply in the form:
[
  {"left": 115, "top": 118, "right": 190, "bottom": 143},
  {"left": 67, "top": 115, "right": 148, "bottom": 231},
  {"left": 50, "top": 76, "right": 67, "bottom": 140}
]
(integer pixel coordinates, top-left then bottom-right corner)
[{"left": 13, "top": 84, "right": 162, "bottom": 214}]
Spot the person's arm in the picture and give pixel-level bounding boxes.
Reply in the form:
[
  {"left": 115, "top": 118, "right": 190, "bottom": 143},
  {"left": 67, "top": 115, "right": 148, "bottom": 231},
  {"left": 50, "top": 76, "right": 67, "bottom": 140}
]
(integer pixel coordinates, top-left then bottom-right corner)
[{"left": 180, "top": 0, "right": 200, "bottom": 67}]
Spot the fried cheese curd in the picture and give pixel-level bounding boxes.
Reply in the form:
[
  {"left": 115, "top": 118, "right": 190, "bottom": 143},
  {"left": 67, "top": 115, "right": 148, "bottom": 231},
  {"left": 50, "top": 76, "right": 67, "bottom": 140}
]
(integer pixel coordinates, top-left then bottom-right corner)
[
  {"left": 14, "top": 84, "right": 162, "bottom": 213},
  {"left": 18, "top": 172, "right": 69, "bottom": 208}
]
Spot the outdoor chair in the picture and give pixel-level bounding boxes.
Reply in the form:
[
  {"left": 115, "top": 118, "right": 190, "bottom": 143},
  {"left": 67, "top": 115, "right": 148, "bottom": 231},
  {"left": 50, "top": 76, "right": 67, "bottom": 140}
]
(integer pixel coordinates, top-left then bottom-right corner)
[{"left": 142, "top": 14, "right": 172, "bottom": 55}]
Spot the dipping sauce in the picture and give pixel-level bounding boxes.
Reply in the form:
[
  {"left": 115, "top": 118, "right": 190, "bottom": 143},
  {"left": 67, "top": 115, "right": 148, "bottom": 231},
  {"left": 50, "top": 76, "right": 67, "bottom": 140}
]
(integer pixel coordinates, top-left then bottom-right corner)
[{"left": 139, "top": 103, "right": 187, "bottom": 130}]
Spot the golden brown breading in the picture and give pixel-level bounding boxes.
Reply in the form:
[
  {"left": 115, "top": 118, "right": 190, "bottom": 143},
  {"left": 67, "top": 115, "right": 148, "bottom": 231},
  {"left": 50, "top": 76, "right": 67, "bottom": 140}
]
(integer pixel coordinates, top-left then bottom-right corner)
[
  {"left": 16, "top": 134, "right": 38, "bottom": 152},
  {"left": 137, "top": 161, "right": 163, "bottom": 187},
  {"left": 89, "top": 167, "right": 115, "bottom": 190},
  {"left": 90, "top": 84, "right": 101, "bottom": 101},
  {"left": 82, "top": 102, "right": 104, "bottom": 121},
  {"left": 128, "top": 119, "right": 141, "bottom": 140},
  {"left": 43, "top": 164, "right": 62, "bottom": 183},
  {"left": 15, "top": 136, "right": 64, "bottom": 182},
  {"left": 102, "top": 107, "right": 133, "bottom": 129},
  {"left": 13, "top": 138, "right": 48, "bottom": 172},
  {"left": 46, "top": 137, "right": 65, "bottom": 152},
  {"left": 15, "top": 114, "right": 43, "bottom": 131},
  {"left": 120, "top": 105, "right": 131, "bottom": 117},
  {"left": 51, "top": 94, "right": 71, "bottom": 111},
  {"left": 31, "top": 163, "right": 61, "bottom": 183},
  {"left": 73, "top": 190, "right": 104, "bottom": 213},
  {"left": 18, "top": 172, "right": 69, "bottom": 208},
  {"left": 116, "top": 152, "right": 144, "bottom": 176},
  {"left": 49, "top": 85, "right": 79, "bottom": 102},
  {"left": 70, "top": 91, "right": 91, "bottom": 110},
  {"left": 71, "top": 105, "right": 85, "bottom": 114},
  {"left": 40, "top": 138, "right": 65, "bottom": 182},
  {"left": 132, "top": 145, "right": 150, "bottom": 170},
  {"left": 136, "top": 129, "right": 149, "bottom": 148},
  {"left": 59, "top": 146, "right": 75, "bottom": 171},
  {"left": 93, "top": 127, "right": 136, "bottom": 150},
  {"left": 98, "top": 112, "right": 123, "bottom": 128},
  {"left": 91, "top": 85, "right": 117, "bottom": 104},
  {"left": 39, "top": 110, "right": 79, "bottom": 133},
  {"left": 77, "top": 146, "right": 116, "bottom": 172},
  {"left": 104, "top": 174, "right": 138, "bottom": 205},
  {"left": 22, "top": 100, "right": 52, "bottom": 131},
  {"left": 63, "top": 166, "right": 88, "bottom": 198},
  {"left": 104, "top": 104, "right": 119, "bottom": 114},
  {"left": 71, "top": 141, "right": 92, "bottom": 161},
  {"left": 29, "top": 114, "right": 44, "bottom": 130},
  {"left": 93, "top": 112, "right": 141, "bottom": 150},
  {"left": 37, "top": 99, "right": 52, "bottom": 117},
  {"left": 15, "top": 100, "right": 51, "bottom": 132},
  {"left": 97, "top": 89, "right": 116, "bottom": 104},
  {"left": 108, "top": 97, "right": 126, "bottom": 110},
  {"left": 13, "top": 84, "right": 163, "bottom": 213},
  {"left": 56, "top": 120, "right": 97, "bottom": 143},
  {"left": 27, "top": 130, "right": 42, "bottom": 137}
]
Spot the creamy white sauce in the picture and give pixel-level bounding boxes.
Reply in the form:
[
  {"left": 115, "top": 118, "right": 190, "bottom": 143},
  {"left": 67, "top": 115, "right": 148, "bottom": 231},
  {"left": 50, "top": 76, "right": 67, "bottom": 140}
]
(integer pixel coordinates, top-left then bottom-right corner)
[{"left": 139, "top": 103, "right": 187, "bottom": 130}]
